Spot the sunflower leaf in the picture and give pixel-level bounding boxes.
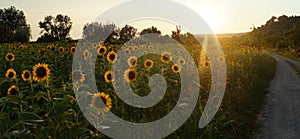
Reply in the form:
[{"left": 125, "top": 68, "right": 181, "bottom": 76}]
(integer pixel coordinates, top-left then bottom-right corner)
[
  {"left": 18, "top": 112, "right": 43, "bottom": 122},
  {"left": 5, "top": 95, "right": 20, "bottom": 104},
  {"left": 7, "top": 129, "right": 30, "bottom": 138}
]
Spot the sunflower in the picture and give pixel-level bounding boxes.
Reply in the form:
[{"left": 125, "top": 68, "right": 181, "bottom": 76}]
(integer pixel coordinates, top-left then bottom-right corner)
[
  {"left": 72, "top": 71, "right": 85, "bottom": 83},
  {"left": 104, "top": 70, "right": 113, "bottom": 83},
  {"left": 107, "top": 51, "right": 117, "bottom": 63},
  {"left": 6, "top": 69, "right": 16, "bottom": 79},
  {"left": 59, "top": 47, "right": 64, "bottom": 52},
  {"left": 22, "top": 70, "right": 31, "bottom": 81},
  {"left": 202, "top": 61, "right": 210, "bottom": 68},
  {"left": 83, "top": 50, "right": 89, "bottom": 60},
  {"left": 160, "top": 52, "right": 172, "bottom": 63},
  {"left": 127, "top": 56, "right": 137, "bottom": 67},
  {"left": 65, "top": 48, "right": 69, "bottom": 52},
  {"left": 32, "top": 63, "right": 51, "bottom": 82},
  {"left": 218, "top": 56, "right": 224, "bottom": 62},
  {"left": 98, "top": 46, "right": 107, "bottom": 56},
  {"left": 47, "top": 45, "right": 52, "bottom": 50},
  {"left": 5, "top": 53, "right": 14, "bottom": 62},
  {"left": 39, "top": 49, "right": 45, "bottom": 54},
  {"left": 178, "top": 58, "right": 186, "bottom": 65},
  {"left": 124, "top": 69, "right": 137, "bottom": 83},
  {"left": 144, "top": 59, "right": 154, "bottom": 69},
  {"left": 70, "top": 47, "right": 76, "bottom": 54},
  {"left": 171, "top": 64, "right": 181, "bottom": 74},
  {"left": 124, "top": 48, "right": 131, "bottom": 55},
  {"left": 90, "top": 92, "right": 112, "bottom": 111},
  {"left": 7, "top": 85, "right": 18, "bottom": 95}
]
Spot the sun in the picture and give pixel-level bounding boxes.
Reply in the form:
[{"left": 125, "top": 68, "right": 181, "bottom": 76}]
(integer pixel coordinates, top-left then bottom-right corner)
[
  {"left": 197, "top": 4, "right": 222, "bottom": 32},
  {"left": 199, "top": 8, "right": 219, "bottom": 28}
]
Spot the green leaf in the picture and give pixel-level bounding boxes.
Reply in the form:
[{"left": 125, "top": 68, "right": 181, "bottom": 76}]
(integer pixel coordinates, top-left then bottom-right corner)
[
  {"left": 5, "top": 95, "right": 20, "bottom": 104},
  {"left": 0, "top": 97, "right": 6, "bottom": 103},
  {"left": 7, "top": 129, "right": 30, "bottom": 138},
  {"left": 0, "top": 112, "right": 10, "bottom": 121},
  {"left": 0, "top": 78, "right": 11, "bottom": 86},
  {"left": 18, "top": 112, "right": 43, "bottom": 122}
]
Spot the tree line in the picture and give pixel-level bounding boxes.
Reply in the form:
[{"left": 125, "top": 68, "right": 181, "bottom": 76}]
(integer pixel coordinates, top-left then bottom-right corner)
[{"left": 0, "top": 6, "right": 202, "bottom": 45}]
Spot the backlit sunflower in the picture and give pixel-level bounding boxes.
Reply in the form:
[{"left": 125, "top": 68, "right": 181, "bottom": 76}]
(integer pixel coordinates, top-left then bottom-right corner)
[
  {"left": 144, "top": 59, "right": 154, "bottom": 69},
  {"left": 6, "top": 69, "right": 16, "bottom": 79},
  {"left": 124, "top": 48, "right": 131, "bottom": 55},
  {"left": 5, "top": 53, "right": 14, "bottom": 62},
  {"left": 39, "top": 49, "right": 45, "bottom": 54},
  {"left": 107, "top": 51, "right": 117, "bottom": 63},
  {"left": 178, "top": 58, "right": 185, "bottom": 65},
  {"left": 90, "top": 92, "right": 112, "bottom": 111},
  {"left": 98, "top": 46, "right": 107, "bottom": 56},
  {"left": 33, "top": 63, "right": 51, "bottom": 82},
  {"left": 218, "top": 56, "right": 224, "bottom": 62},
  {"left": 124, "top": 69, "right": 137, "bottom": 83},
  {"left": 47, "top": 45, "right": 52, "bottom": 50},
  {"left": 202, "top": 61, "right": 210, "bottom": 68},
  {"left": 70, "top": 47, "right": 76, "bottom": 54},
  {"left": 160, "top": 52, "right": 172, "bottom": 64},
  {"left": 59, "top": 47, "right": 64, "bottom": 52},
  {"left": 22, "top": 70, "right": 31, "bottom": 81},
  {"left": 83, "top": 50, "right": 89, "bottom": 60},
  {"left": 171, "top": 64, "right": 181, "bottom": 74},
  {"left": 104, "top": 70, "right": 113, "bottom": 83},
  {"left": 127, "top": 56, "right": 137, "bottom": 67},
  {"left": 7, "top": 85, "right": 18, "bottom": 95},
  {"left": 72, "top": 71, "right": 85, "bottom": 83}
]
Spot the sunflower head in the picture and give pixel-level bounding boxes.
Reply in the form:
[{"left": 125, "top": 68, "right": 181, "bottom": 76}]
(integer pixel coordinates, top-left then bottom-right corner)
[
  {"left": 107, "top": 51, "right": 117, "bottom": 63},
  {"left": 33, "top": 63, "right": 51, "bottom": 82},
  {"left": 124, "top": 69, "right": 137, "bottom": 83},
  {"left": 39, "top": 49, "right": 45, "bottom": 54},
  {"left": 104, "top": 71, "right": 113, "bottom": 83},
  {"left": 70, "top": 47, "right": 76, "bottom": 54},
  {"left": 144, "top": 59, "right": 154, "bottom": 69},
  {"left": 202, "top": 61, "right": 210, "bottom": 68},
  {"left": 178, "top": 58, "right": 186, "bottom": 65},
  {"left": 218, "top": 56, "right": 224, "bottom": 62},
  {"left": 124, "top": 48, "right": 131, "bottom": 55},
  {"left": 7, "top": 85, "right": 18, "bottom": 95},
  {"left": 22, "top": 70, "right": 31, "bottom": 81},
  {"left": 47, "top": 45, "right": 52, "bottom": 50},
  {"left": 59, "top": 47, "right": 64, "bottom": 52},
  {"left": 5, "top": 53, "right": 15, "bottom": 62},
  {"left": 98, "top": 46, "right": 107, "bottom": 56},
  {"left": 83, "top": 50, "right": 89, "bottom": 60},
  {"left": 171, "top": 64, "right": 181, "bottom": 74},
  {"left": 72, "top": 71, "right": 85, "bottom": 83},
  {"left": 127, "top": 56, "right": 138, "bottom": 67},
  {"left": 90, "top": 92, "right": 112, "bottom": 112},
  {"left": 160, "top": 52, "right": 172, "bottom": 63},
  {"left": 6, "top": 69, "right": 16, "bottom": 79}
]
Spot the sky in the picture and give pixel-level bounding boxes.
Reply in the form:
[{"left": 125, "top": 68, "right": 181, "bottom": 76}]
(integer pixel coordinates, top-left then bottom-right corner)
[{"left": 0, "top": 0, "right": 299, "bottom": 41}]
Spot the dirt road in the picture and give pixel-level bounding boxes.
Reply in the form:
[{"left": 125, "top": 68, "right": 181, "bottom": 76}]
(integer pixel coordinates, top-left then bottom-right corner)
[{"left": 257, "top": 53, "right": 300, "bottom": 139}]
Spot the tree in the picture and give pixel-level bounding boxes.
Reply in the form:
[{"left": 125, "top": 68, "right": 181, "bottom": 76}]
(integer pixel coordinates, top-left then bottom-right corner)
[
  {"left": 0, "top": 6, "right": 31, "bottom": 43},
  {"left": 37, "top": 14, "right": 72, "bottom": 42},
  {"left": 82, "top": 22, "right": 116, "bottom": 42},
  {"left": 13, "top": 25, "right": 31, "bottom": 43},
  {"left": 119, "top": 25, "right": 137, "bottom": 43},
  {"left": 140, "top": 26, "right": 161, "bottom": 35}
]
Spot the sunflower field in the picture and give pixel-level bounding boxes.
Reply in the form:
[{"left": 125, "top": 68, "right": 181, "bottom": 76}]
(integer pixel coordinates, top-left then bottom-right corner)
[{"left": 0, "top": 39, "right": 276, "bottom": 138}]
